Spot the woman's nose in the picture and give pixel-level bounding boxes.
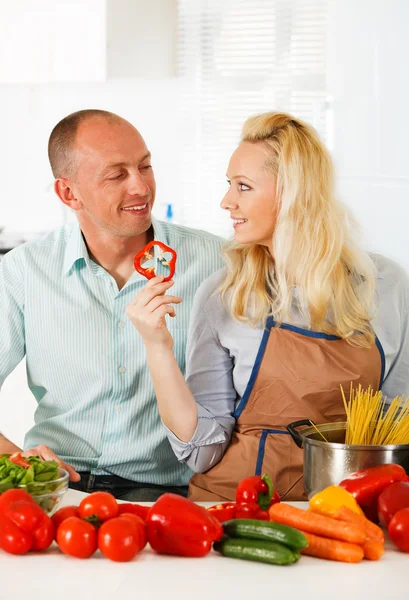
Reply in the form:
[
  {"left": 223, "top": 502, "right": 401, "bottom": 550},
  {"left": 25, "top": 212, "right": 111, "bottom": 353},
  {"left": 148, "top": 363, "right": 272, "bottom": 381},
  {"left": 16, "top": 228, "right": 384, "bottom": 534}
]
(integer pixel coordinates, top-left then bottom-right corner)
[{"left": 220, "top": 190, "right": 238, "bottom": 211}]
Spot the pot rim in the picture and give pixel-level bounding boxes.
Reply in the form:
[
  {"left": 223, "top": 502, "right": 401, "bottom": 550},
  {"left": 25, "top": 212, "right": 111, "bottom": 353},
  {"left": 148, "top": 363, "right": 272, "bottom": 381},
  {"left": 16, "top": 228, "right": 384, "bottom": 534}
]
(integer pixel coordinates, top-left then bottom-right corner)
[{"left": 299, "top": 421, "right": 409, "bottom": 451}]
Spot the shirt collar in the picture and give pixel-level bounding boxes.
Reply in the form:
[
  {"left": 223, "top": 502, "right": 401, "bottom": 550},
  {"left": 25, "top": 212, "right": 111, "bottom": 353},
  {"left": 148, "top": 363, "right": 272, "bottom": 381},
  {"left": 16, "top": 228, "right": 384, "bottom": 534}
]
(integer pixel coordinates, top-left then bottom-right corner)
[{"left": 63, "top": 217, "right": 169, "bottom": 277}]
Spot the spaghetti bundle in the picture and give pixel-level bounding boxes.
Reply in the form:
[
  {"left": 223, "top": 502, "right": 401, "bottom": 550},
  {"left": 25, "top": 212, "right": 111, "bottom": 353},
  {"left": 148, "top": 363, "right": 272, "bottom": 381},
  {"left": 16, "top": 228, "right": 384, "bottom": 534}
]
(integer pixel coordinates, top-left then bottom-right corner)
[{"left": 341, "top": 384, "right": 409, "bottom": 445}]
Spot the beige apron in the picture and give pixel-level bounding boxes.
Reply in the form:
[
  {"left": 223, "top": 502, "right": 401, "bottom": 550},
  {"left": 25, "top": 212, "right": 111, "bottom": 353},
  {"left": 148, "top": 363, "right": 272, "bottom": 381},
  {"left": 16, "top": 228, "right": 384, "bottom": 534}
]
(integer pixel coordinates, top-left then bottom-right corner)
[{"left": 188, "top": 318, "right": 384, "bottom": 502}]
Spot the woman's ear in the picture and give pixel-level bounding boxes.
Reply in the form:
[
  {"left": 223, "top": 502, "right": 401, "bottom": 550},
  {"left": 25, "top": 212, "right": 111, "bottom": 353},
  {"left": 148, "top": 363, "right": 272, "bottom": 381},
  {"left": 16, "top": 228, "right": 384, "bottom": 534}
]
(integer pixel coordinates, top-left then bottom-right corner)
[{"left": 54, "top": 178, "right": 82, "bottom": 211}]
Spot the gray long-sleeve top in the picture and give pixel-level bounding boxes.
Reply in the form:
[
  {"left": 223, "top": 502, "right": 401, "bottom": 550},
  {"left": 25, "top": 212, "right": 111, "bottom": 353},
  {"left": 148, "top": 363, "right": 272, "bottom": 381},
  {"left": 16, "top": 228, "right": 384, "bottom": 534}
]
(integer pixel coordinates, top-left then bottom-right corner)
[{"left": 164, "top": 253, "right": 409, "bottom": 473}]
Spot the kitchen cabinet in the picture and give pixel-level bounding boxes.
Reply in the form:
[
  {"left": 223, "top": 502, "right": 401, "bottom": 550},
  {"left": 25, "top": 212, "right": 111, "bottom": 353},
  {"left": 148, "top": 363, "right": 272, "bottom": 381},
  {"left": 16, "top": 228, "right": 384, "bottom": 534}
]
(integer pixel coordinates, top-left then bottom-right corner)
[
  {"left": 0, "top": 0, "right": 177, "bottom": 83},
  {"left": 2, "top": 490, "right": 408, "bottom": 600}
]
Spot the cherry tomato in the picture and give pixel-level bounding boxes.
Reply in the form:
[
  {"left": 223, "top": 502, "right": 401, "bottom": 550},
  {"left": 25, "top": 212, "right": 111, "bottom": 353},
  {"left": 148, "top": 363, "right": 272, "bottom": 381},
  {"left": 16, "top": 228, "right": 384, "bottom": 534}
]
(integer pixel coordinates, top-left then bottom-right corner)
[
  {"left": 388, "top": 507, "right": 409, "bottom": 552},
  {"left": 5, "top": 500, "right": 54, "bottom": 551},
  {"left": 98, "top": 515, "right": 147, "bottom": 562},
  {"left": 118, "top": 514, "right": 147, "bottom": 550},
  {"left": 57, "top": 516, "right": 98, "bottom": 558},
  {"left": 0, "top": 516, "right": 32, "bottom": 555},
  {"left": 78, "top": 491, "right": 118, "bottom": 523},
  {"left": 52, "top": 505, "right": 80, "bottom": 533},
  {"left": 117, "top": 503, "right": 150, "bottom": 521},
  {"left": 0, "top": 489, "right": 36, "bottom": 511},
  {"left": 378, "top": 482, "right": 409, "bottom": 528}
]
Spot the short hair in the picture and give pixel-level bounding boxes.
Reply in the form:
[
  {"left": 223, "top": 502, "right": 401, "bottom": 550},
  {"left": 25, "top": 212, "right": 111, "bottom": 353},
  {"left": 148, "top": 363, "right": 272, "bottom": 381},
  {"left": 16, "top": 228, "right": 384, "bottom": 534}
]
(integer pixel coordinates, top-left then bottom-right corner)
[{"left": 48, "top": 109, "right": 122, "bottom": 178}]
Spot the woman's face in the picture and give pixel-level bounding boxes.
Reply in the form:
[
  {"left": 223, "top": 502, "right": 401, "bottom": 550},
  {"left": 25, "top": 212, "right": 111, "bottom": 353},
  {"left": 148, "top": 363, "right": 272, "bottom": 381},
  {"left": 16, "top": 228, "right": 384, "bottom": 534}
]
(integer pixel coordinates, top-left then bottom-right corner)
[{"left": 221, "top": 141, "right": 278, "bottom": 249}]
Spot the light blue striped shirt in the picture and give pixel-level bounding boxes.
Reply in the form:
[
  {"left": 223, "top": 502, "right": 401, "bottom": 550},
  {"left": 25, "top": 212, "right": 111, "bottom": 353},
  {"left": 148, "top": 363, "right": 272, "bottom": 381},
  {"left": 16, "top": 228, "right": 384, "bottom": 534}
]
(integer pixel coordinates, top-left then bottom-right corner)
[{"left": 0, "top": 218, "right": 224, "bottom": 486}]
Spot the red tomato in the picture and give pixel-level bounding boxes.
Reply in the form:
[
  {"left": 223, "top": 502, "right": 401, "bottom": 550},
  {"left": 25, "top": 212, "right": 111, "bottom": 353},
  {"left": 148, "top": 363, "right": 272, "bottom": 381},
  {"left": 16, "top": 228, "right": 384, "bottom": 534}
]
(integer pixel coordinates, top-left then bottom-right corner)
[
  {"left": 6, "top": 500, "right": 46, "bottom": 531},
  {"left": 78, "top": 491, "right": 118, "bottom": 523},
  {"left": 57, "top": 516, "right": 98, "bottom": 559},
  {"left": 52, "top": 505, "right": 80, "bottom": 533},
  {"left": 388, "top": 507, "right": 409, "bottom": 552},
  {"left": 98, "top": 515, "right": 146, "bottom": 562},
  {"left": 117, "top": 503, "right": 150, "bottom": 521},
  {"left": 0, "top": 489, "right": 36, "bottom": 511},
  {"left": 378, "top": 482, "right": 409, "bottom": 528},
  {"left": 5, "top": 500, "right": 54, "bottom": 552},
  {"left": 0, "top": 516, "right": 32, "bottom": 555},
  {"left": 118, "top": 514, "right": 147, "bottom": 550}
]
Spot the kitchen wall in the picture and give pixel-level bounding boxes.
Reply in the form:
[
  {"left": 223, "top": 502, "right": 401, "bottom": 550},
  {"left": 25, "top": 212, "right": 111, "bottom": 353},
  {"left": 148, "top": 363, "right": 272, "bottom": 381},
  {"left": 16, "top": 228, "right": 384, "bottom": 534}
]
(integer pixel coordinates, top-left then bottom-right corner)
[{"left": 1, "top": 0, "right": 409, "bottom": 448}]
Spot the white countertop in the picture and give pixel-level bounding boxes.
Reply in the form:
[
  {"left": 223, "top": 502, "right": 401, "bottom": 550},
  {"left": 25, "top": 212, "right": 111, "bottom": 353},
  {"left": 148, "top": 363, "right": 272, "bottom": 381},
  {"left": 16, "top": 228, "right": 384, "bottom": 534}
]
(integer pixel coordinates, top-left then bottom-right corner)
[{"left": 2, "top": 490, "right": 408, "bottom": 600}]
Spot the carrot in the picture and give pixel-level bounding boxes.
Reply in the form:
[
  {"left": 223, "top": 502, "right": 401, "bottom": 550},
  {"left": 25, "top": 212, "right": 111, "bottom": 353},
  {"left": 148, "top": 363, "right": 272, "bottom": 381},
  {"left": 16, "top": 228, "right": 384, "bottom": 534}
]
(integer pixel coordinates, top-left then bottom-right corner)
[
  {"left": 332, "top": 506, "right": 385, "bottom": 543},
  {"left": 269, "top": 503, "right": 366, "bottom": 544},
  {"left": 362, "top": 539, "right": 385, "bottom": 561},
  {"left": 300, "top": 531, "right": 364, "bottom": 563}
]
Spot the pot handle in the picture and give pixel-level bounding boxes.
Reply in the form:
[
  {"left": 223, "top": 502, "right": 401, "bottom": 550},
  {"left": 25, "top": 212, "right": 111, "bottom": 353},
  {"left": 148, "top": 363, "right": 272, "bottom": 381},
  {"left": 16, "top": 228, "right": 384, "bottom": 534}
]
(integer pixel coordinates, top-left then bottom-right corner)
[{"left": 287, "top": 419, "right": 315, "bottom": 449}]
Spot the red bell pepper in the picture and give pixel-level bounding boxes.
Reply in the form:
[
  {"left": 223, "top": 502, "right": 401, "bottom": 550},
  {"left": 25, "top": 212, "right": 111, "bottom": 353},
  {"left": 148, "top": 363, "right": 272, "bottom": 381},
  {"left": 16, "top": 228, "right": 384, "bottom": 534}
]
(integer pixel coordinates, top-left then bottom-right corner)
[
  {"left": 388, "top": 507, "right": 409, "bottom": 552},
  {"left": 377, "top": 481, "right": 409, "bottom": 528},
  {"left": 8, "top": 452, "right": 31, "bottom": 469},
  {"left": 340, "top": 464, "right": 409, "bottom": 522},
  {"left": 207, "top": 502, "right": 237, "bottom": 523},
  {"left": 146, "top": 493, "right": 223, "bottom": 557},
  {"left": 0, "top": 490, "right": 54, "bottom": 554},
  {"left": 134, "top": 241, "right": 177, "bottom": 282},
  {"left": 236, "top": 474, "right": 280, "bottom": 512}
]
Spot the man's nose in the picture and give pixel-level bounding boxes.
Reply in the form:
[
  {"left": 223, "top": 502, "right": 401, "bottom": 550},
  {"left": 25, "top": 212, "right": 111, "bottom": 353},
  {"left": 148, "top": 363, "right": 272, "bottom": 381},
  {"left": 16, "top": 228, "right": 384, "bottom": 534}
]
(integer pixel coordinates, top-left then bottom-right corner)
[{"left": 127, "top": 171, "right": 150, "bottom": 196}]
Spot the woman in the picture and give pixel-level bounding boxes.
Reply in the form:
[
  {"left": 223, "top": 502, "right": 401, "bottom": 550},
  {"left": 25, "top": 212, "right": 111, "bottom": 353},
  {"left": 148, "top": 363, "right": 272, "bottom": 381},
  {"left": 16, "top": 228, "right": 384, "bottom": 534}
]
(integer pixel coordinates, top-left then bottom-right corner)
[{"left": 126, "top": 112, "right": 409, "bottom": 501}]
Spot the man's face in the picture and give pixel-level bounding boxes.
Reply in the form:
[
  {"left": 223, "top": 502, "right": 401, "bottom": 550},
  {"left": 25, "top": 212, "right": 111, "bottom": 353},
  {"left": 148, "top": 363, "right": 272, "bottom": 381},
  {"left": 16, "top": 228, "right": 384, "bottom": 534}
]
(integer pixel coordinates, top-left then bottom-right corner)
[{"left": 67, "top": 117, "right": 156, "bottom": 239}]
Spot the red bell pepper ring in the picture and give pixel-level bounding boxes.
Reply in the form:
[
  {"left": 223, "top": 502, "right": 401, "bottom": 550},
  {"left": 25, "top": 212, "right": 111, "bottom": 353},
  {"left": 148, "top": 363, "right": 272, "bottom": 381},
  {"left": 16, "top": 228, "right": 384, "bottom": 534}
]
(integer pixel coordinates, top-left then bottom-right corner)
[
  {"left": 377, "top": 481, "right": 409, "bottom": 528},
  {"left": 146, "top": 493, "right": 223, "bottom": 557},
  {"left": 207, "top": 502, "right": 237, "bottom": 523},
  {"left": 340, "top": 463, "right": 409, "bottom": 522},
  {"left": 236, "top": 474, "right": 280, "bottom": 512},
  {"left": 134, "top": 241, "right": 177, "bottom": 282}
]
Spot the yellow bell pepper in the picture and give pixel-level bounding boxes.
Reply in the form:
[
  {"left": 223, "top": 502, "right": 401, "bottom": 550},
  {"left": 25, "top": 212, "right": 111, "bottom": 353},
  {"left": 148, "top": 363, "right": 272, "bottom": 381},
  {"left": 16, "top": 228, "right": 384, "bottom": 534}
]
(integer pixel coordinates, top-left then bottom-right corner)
[{"left": 309, "top": 485, "right": 364, "bottom": 517}]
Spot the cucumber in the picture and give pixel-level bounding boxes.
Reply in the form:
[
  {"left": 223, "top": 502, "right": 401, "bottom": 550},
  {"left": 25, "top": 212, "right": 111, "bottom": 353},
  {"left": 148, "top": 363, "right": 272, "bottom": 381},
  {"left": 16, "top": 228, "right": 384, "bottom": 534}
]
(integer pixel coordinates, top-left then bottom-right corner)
[
  {"left": 213, "top": 536, "right": 299, "bottom": 566},
  {"left": 222, "top": 519, "right": 308, "bottom": 550}
]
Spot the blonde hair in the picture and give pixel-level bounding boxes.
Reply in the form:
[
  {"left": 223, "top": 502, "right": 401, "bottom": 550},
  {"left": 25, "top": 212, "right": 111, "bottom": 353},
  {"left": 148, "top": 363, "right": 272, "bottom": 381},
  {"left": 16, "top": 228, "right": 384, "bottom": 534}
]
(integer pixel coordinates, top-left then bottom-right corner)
[{"left": 219, "top": 112, "right": 376, "bottom": 347}]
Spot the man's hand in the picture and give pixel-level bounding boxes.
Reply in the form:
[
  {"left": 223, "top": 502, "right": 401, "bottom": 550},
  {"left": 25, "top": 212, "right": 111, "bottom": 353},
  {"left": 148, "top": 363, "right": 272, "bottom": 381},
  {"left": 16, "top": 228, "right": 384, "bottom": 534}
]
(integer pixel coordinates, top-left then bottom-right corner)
[
  {"left": 22, "top": 445, "right": 81, "bottom": 482},
  {"left": 126, "top": 276, "right": 182, "bottom": 350}
]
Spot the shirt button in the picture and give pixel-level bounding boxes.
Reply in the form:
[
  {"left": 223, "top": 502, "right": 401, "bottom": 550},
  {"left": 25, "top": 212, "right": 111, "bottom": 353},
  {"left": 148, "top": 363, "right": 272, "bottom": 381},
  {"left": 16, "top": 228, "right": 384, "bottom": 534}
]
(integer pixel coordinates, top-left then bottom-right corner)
[
  {"left": 115, "top": 406, "right": 121, "bottom": 413},
  {"left": 118, "top": 366, "right": 126, "bottom": 374},
  {"left": 118, "top": 321, "right": 125, "bottom": 329}
]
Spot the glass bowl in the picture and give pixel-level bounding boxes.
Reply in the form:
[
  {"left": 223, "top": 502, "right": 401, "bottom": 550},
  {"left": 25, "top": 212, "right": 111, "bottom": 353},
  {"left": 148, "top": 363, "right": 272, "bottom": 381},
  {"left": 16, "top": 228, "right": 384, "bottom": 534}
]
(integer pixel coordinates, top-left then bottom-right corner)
[{"left": 18, "top": 467, "right": 69, "bottom": 514}]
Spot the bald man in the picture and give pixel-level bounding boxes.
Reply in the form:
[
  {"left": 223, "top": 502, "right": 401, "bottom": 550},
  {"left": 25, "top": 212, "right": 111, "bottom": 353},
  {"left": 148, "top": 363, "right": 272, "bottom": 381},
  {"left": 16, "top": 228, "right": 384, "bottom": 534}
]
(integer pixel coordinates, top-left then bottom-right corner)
[{"left": 0, "top": 110, "right": 224, "bottom": 500}]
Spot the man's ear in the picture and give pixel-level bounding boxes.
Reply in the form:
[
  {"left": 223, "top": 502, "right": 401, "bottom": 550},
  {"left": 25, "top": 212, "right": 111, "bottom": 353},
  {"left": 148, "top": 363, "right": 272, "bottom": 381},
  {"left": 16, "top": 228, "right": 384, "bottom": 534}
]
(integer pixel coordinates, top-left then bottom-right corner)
[{"left": 54, "top": 178, "right": 82, "bottom": 211}]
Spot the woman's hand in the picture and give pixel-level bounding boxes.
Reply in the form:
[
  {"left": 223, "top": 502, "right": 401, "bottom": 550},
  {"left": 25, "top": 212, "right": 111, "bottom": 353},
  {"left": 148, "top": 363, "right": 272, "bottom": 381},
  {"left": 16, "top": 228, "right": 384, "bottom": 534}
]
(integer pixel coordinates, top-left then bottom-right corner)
[{"left": 126, "top": 276, "right": 182, "bottom": 350}]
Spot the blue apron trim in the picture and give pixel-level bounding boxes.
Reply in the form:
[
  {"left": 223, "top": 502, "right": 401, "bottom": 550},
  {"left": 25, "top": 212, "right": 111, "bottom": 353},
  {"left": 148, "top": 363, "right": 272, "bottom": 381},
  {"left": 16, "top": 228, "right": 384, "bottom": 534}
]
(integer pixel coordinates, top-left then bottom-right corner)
[
  {"left": 255, "top": 429, "right": 290, "bottom": 476},
  {"left": 234, "top": 317, "right": 386, "bottom": 420},
  {"left": 375, "top": 336, "right": 386, "bottom": 390}
]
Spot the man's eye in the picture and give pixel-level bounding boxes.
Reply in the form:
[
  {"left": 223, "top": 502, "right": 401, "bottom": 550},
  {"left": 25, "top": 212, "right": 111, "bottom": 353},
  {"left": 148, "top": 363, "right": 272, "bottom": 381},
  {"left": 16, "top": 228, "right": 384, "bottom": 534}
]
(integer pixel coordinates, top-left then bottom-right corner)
[
  {"left": 108, "top": 173, "right": 124, "bottom": 180},
  {"left": 226, "top": 179, "right": 231, "bottom": 186},
  {"left": 239, "top": 183, "right": 250, "bottom": 191},
  {"left": 140, "top": 165, "right": 152, "bottom": 171}
]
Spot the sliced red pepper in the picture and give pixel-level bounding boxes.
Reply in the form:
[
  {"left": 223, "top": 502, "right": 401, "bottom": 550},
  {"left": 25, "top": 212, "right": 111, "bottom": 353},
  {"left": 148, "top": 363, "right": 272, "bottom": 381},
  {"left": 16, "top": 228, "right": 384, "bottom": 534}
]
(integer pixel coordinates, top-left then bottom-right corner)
[
  {"left": 340, "top": 464, "right": 409, "bottom": 522},
  {"left": 207, "top": 502, "right": 237, "bottom": 523},
  {"left": 236, "top": 474, "right": 280, "bottom": 511},
  {"left": 134, "top": 241, "right": 177, "bottom": 282},
  {"left": 9, "top": 453, "right": 31, "bottom": 469},
  {"left": 146, "top": 493, "right": 223, "bottom": 557}
]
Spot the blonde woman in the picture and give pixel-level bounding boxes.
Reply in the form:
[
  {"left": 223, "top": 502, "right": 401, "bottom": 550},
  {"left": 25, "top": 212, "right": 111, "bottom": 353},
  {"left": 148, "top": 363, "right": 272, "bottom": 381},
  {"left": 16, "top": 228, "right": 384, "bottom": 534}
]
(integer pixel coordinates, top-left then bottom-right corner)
[{"left": 126, "top": 112, "right": 409, "bottom": 501}]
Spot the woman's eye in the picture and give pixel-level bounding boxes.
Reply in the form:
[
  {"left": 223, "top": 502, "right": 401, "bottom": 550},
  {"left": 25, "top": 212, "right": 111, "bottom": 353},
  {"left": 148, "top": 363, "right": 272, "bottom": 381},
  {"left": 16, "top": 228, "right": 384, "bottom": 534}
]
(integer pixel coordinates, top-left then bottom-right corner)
[{"left": 239, "top": 183, "right": 250, "bottom": 191}]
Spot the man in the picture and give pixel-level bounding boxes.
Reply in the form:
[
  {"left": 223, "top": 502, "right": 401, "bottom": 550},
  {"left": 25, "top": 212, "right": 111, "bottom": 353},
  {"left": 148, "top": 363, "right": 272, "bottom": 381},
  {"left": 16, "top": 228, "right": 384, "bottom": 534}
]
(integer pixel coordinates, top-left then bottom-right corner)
[{"left": 0, "top": 109, "right": 224, "bottom": 500}]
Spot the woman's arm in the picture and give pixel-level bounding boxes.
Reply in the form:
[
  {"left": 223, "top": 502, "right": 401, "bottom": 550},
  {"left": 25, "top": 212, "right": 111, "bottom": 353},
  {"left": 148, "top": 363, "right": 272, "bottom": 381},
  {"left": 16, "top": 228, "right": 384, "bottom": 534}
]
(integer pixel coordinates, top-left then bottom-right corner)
[{"left": 126, "top": 275, "right": 236, "bottom": 472}]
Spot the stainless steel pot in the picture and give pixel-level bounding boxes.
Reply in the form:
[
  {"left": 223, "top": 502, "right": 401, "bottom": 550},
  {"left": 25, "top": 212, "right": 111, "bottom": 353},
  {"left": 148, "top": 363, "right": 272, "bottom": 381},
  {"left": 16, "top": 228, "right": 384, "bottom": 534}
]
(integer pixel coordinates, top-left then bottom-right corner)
[{"left": 287, "top": 419, "right": 409, "bottom": 498}]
